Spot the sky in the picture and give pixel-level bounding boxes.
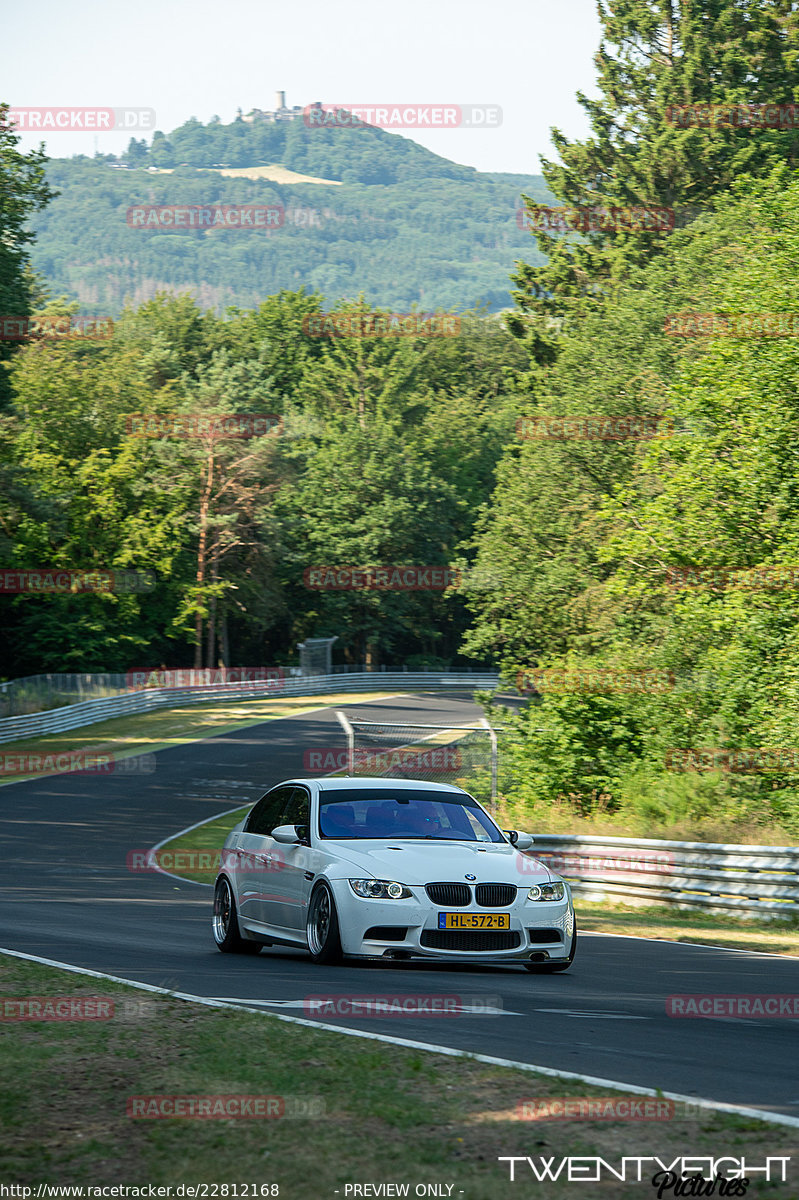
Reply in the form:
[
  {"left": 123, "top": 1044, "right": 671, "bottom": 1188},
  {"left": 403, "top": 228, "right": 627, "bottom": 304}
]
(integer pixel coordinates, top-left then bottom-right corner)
[{"left": 2, "top": 0, "right": 603, "bottom": 176}]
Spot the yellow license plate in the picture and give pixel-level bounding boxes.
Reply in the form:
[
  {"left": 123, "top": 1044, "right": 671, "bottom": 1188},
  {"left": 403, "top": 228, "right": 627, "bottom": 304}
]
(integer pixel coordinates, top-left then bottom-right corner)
[{"left": 438, "top": 912, "right": 510, "bottom": 930}]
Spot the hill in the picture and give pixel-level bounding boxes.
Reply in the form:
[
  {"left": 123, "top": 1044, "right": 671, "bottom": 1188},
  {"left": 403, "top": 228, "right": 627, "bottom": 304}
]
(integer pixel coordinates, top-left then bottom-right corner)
[{"left": 29, "top": 112, "right": 551, "bottom": 314}]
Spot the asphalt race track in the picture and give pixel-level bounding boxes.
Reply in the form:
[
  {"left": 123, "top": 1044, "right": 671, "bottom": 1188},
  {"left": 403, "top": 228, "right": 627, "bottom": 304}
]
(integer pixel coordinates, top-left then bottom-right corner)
[{"left": 1, "top": 692, "right": 798, "bottom": 1120}]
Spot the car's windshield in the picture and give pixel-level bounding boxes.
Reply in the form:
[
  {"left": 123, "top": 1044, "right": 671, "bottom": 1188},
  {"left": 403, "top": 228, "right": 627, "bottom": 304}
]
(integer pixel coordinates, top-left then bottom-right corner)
[{"left": 318, "top": 788, "right": 505, "bottom": 842}]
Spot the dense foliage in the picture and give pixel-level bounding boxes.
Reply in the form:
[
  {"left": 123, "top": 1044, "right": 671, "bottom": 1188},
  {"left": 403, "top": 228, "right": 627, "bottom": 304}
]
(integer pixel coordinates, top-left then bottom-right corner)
[
  {"left": 27, "top": 115, "right": 550, "bottom": 315},
  {"left": 4, "top": 2, "right": 799, "bottom": 840},
  {"left": 0, "top": 290, "right": 526, "bottom": 677}
]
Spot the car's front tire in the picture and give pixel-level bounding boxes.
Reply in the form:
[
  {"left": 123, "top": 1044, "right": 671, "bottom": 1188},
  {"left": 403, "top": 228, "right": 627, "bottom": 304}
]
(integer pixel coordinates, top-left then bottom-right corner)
[
  {"left": 213, "top": 876, "right": 262, "bottom": 954},
  {"left": 307, "top": 881, "right": 343, "bottom": 964},
  {"left": 524, "top": 920, "right": 577, "bottom": 973}
]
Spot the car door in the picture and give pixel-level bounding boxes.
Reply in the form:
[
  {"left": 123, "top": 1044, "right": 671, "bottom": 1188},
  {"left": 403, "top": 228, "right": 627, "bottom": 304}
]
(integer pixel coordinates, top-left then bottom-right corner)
[
  {"left": 234, "top": 786, "right": 292, "bottom": 925},
  {"left": 274, "top": 785, "right": 313, "bottom": 932}
]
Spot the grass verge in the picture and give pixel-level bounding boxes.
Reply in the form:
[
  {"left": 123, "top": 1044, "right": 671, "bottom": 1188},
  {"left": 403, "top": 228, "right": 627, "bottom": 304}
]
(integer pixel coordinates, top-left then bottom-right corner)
[
  {"left": 0, "top": 954, "right": 796, "bottom": 1198},
  {"left": 574, "top": 902, "right": 799, "bottom": 956}
]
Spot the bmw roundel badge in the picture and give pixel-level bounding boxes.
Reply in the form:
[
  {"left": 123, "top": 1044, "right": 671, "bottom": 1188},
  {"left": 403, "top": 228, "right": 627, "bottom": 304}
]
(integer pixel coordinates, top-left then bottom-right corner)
[{"left": 465, "top": 873, "right": 476, "bottom": 880}]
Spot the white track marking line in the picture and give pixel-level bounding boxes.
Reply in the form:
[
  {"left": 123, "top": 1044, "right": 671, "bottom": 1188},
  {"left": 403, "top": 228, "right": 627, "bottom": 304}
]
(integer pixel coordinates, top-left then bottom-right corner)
[
  {"left": 206, "top": 997, "right": 519, "bottom": 1015},
  {"left": 534, "top": 1008, "right": 650, "bottom": 1019}
]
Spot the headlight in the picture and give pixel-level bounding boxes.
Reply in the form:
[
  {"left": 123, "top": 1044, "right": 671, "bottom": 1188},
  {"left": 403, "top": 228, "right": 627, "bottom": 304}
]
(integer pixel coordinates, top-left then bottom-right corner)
[
  {"left": 348, "top": 879, "right": 412, "bottom": 899},
  {"left": 527, "top": 881, "right": 565, "bottom": 902}
]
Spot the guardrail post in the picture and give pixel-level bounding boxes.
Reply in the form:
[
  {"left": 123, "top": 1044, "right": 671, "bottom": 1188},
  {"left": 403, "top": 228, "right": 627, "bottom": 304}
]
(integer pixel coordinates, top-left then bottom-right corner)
[
  {"left": 335, "top": 709, "right": 355, "bottom": 776},
  {"left": 480, "top": 716, "right": 498, "bottom": 809}
]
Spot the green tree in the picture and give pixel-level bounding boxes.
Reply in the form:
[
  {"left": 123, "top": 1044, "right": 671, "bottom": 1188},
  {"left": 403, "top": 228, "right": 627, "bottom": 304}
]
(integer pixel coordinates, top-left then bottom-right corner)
[
  {"left": 475, "top": 170, "right": 799, "bottom": 839},
  {"left": 0, "top": 101, "right": 57, "bottom": 408},
  {"left": 511, "top": 0, "right": 799, "bottom": 362}
]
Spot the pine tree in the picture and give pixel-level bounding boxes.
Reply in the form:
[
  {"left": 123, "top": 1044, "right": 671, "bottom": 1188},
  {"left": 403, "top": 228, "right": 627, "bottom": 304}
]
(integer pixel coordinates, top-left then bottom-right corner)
[
  {"left": 0, "top": 102, "right": 56, "bottom": 408},
  {"left": 511, "top": 0, "right": 799, "bottom": 359}
]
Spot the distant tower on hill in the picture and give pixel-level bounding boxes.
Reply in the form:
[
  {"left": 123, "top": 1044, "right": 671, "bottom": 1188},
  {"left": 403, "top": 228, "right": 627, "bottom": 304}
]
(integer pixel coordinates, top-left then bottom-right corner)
[{"left": 241, "top": 93, "right": 304, "bottom": 124}]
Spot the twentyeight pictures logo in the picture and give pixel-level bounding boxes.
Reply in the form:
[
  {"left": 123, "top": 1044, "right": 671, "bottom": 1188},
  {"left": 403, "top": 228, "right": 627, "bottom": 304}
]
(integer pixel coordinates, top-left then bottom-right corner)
[
  {"left": 303, "top": 103, "right": 501, "bottom": 129},
  {"left": 7, "top": 107, "right": 155, "bottom": 131},
  {"left": 498, "top": 1156, "right": 789, "bottom": 1183}
]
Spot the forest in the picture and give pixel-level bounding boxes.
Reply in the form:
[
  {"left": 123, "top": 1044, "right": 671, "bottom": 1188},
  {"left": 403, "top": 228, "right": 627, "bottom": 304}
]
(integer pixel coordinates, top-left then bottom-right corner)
[
  {"left": 4, "top": 0, "right": 799, "bottom": 840},
  {"left": 26, "top": 114, "right": 551, "bottom": 315}
]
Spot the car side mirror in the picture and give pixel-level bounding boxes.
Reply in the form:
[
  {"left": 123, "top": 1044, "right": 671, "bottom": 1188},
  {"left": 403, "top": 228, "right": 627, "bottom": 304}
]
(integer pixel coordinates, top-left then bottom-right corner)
[
  {"left": 506, "top": 830, "right": 534, "bottom": 850},
  {"left": 271, "top": 824, "right": 303, "bottom": 844}
]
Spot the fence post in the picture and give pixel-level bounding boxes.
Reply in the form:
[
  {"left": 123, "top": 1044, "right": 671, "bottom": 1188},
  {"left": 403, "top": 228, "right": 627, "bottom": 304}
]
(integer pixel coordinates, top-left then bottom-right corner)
[
  {"left": 335, "top": 709, "right": 355, "bottom": 776},
  {"left": 480, "top": 717, "right": 498, "bottom": 809}
]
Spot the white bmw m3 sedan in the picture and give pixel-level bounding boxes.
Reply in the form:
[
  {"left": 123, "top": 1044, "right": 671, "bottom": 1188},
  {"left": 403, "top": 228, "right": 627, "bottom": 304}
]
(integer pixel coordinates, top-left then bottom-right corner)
[{"left": 212, "top": 777, "right": 576, "bottom": 971}]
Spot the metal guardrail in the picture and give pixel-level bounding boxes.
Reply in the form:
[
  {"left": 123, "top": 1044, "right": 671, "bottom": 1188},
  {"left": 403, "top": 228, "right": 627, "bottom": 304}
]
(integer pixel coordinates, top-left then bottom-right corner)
[
  {"left": 0, "top": 665, "right": 494, "bottom": 718},
  {"left": 529, "top": 834, "right": 799, "bottom": 920},
  {"left": 0, "top": 671, "right": 501, "bottom": 743},
  {"left": 0, "top": 672, "right": 131, "bottom": 717}
]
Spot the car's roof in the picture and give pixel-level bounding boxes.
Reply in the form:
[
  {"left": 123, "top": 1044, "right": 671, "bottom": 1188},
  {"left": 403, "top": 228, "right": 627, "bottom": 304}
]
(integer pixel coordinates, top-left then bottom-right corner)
[{"left": 288, "top": 776, "right": 470, "bottom": 795}]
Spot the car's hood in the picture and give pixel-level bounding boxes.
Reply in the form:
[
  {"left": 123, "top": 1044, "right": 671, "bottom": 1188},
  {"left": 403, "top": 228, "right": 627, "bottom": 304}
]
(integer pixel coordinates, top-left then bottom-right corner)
[{"left": 327, "top": 839, "right": 556, "bottom": 885}]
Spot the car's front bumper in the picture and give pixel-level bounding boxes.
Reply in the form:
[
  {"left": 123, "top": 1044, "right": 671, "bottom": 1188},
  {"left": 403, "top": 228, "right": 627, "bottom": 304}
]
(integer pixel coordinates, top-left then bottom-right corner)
[{"left": 330, "top": 882, "right": 575, "bottom": 963}]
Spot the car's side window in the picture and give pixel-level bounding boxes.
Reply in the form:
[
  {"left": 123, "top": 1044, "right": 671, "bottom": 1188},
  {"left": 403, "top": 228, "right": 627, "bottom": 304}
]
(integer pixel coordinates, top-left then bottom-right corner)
[
  {"left": 280, "top": 787, "right": 311, "bottom": 839},
  {"left": 246, "top": 787, "right": 292, "bottom": 836}
]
